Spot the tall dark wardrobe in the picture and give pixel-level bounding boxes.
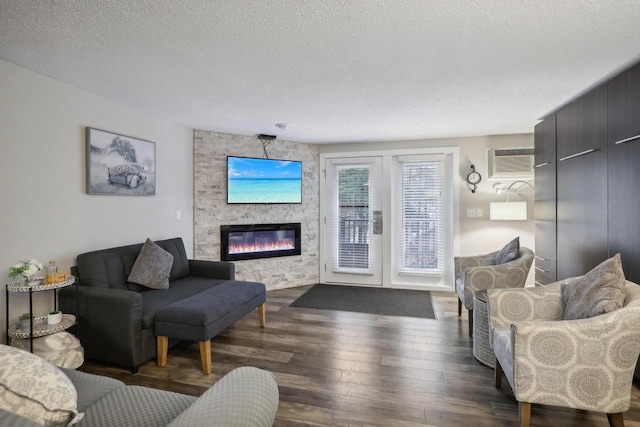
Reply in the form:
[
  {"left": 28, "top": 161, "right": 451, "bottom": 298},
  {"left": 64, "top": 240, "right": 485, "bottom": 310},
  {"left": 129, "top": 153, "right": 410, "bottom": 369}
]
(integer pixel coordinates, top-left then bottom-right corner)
[{"left": 534, "top": 61, "right": 640, "bottom": 379}]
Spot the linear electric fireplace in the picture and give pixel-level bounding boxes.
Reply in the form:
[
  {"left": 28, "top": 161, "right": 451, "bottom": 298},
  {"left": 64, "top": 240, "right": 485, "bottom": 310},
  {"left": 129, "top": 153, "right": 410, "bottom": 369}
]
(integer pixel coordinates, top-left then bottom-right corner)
[{"left": 220, "top": 223, "right": 302, "bottom": 261}]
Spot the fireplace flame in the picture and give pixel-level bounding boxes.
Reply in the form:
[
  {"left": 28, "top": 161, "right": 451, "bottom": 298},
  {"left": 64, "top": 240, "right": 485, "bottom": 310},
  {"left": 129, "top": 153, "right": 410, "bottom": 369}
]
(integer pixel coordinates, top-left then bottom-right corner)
[{"left": 229, "top": 239, "right": 295, "bottom": 254}]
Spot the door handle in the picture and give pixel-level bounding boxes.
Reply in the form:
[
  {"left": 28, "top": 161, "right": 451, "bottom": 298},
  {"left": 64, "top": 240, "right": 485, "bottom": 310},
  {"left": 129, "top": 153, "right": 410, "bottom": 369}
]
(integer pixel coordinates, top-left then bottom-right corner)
[
  {"left": 614, "top": 134, "right": 640, "bottom": 145},
  {"left": 558, "top": 149, "right": 597, "bottom": 162},
  {"left": 373, "top": 211, "right": 382, "bottom": 235}
]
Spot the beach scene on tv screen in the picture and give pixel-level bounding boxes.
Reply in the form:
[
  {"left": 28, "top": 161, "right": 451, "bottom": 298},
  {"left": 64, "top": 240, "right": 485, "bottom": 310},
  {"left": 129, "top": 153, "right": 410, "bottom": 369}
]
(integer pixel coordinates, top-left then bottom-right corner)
[{"left": 228, "top": 157, "right": 302, "bottom": 203}]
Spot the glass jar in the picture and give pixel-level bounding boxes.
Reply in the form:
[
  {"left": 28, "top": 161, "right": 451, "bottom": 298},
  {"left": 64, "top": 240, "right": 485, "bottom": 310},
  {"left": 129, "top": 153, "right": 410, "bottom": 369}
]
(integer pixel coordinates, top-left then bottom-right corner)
[{"left": 46, "top": 261, "right": 58, "bottom": 284}]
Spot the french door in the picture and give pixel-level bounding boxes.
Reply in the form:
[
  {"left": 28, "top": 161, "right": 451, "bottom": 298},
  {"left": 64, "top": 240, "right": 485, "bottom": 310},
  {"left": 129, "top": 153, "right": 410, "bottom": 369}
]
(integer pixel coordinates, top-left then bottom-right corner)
[
  {"left": 324, "top": 157, "right": 383, "bottom": 285},
  {"left": 321, "top": 149, "right": 458, "bottom": 290}
]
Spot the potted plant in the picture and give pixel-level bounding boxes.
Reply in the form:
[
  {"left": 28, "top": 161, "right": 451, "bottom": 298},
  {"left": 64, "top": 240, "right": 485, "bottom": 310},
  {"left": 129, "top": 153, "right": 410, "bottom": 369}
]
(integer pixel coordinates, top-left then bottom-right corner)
[
  {"left": 9, "top": 259, "right": 45, "bottom": 284},
  {"left": 19, "top": 313, "right": 34, "bottom": 330},
  {"left": 47, "top": 310, "right": 62, "bottom": 325}
]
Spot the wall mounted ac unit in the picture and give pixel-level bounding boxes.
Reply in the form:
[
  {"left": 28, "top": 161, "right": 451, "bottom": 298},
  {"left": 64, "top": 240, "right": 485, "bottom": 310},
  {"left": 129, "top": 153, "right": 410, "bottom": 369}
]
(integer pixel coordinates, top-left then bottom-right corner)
[{"left": 486, "top": 148, "right": 534, "bottom": 180}]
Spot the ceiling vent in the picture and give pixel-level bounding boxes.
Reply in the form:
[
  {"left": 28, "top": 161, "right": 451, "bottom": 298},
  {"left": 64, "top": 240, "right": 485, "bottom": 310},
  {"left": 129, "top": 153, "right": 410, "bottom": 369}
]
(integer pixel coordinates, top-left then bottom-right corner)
[{"left": 486, "top": 148, "right": 534, "bottom": 180}]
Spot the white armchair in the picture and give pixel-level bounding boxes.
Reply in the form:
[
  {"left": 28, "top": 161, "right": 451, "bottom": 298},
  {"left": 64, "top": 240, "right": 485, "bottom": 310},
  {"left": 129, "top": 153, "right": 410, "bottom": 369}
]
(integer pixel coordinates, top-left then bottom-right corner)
[
  {"left": 488, "top": 279, "right": 640, "bottom": 427},
  {"left": 455, "top": 247, "right": 534, "bottom": 335}
]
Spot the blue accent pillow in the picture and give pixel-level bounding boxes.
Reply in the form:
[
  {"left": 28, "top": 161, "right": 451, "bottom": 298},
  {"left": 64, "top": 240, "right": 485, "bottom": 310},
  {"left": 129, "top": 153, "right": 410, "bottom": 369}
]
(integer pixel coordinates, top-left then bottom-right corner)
[{"left": 494, "top": 237, "right": 520, "bottom": 265}]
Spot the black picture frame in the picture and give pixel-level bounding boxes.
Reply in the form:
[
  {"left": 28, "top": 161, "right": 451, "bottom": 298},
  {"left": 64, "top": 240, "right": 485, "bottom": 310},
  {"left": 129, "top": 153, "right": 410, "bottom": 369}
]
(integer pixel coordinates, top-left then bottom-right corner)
[{"left": 86, "top": 127, "right": 156, "bottom": 196}]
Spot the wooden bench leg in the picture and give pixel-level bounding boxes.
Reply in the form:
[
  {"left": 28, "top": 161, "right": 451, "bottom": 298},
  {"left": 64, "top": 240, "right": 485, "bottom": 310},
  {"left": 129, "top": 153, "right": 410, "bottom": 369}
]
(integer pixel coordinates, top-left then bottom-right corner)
[
  {"left": 258, "top": 302, "right": 266, "bottom": 327},
  {"left": 157, "top": 336, "right": 168, "bottom": 367},
  {"left": 200, "top": 340, "right": 212, "bottom": 374}
]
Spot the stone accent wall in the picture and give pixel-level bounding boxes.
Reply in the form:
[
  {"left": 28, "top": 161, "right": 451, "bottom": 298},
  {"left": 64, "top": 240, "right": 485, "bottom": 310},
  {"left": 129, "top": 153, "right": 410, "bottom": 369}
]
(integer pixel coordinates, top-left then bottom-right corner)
[{"left": 194, "top": 131, "right": 319, "bottom": 290}]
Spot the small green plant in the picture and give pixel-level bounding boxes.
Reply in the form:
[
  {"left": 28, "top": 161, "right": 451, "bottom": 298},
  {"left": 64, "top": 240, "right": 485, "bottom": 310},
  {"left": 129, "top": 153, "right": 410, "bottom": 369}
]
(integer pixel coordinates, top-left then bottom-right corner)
[
  {"left": 9, "top": 264, "right": 30, "bottom": 278},
  {"left": 8, "top": 259, "right": 44, "bottom": 280},
  {"left": 49, "top": 310, "right": 61, "bottom": 315}
]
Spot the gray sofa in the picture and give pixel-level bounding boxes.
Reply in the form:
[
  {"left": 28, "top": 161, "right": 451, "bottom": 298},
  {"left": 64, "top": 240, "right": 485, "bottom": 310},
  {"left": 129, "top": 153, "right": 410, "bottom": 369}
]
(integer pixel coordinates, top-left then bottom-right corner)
[
  {"left": 0, "top": 364, "right": 279, "bottom": 427},
  {"left": 59, "top": 237, "right": 261, "bottom": 372}
]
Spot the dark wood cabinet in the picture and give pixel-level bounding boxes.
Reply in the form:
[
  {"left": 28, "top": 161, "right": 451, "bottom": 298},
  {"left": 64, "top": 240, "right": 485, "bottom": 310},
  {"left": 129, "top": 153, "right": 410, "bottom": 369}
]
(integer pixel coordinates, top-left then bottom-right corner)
[
  {"left": 534, "top": 115, "right": 556, "bottom": 168},
  {"left": 608, "top": 63, "right": 640, "bottom": 284},
  {"left": 555, "top": 84, "right": 608, "bottom": 280},
  {"left": 608, "top": 63, "right": 640, "bottom": 145},
  {"left": 535, "top": 62, "right": 640, "bottom": 382},
  {"left": 556, "top": 85, "right": 608, "bottom": 160},
  {"left": 534, "top": 115, "right": 556, "bottom": 285}
]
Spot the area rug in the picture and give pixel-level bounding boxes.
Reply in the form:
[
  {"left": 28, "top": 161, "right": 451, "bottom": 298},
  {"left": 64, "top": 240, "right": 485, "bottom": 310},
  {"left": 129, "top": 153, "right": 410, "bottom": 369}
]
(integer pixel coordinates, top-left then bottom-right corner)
[{"left": 290, "top": 284, "right": 435, "bottom": 319}]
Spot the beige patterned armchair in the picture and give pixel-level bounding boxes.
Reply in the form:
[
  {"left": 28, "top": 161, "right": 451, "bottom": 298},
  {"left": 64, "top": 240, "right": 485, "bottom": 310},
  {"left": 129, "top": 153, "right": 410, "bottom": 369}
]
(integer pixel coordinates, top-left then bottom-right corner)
[
  {"left": 455, "top": 247, "right": 534, "bottom": 335},
  {"left": 488, "top": 280, "right": 640, "bottom": 427}
]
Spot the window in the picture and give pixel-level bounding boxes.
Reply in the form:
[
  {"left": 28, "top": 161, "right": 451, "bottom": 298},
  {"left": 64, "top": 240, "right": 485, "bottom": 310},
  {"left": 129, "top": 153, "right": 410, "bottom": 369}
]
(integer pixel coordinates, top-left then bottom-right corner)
[
  {"left": 335, "top": 166, "right": 371, "bottom": 271},
  {"left": 398, "top": 157, "right": 444, "bottom": 275}
]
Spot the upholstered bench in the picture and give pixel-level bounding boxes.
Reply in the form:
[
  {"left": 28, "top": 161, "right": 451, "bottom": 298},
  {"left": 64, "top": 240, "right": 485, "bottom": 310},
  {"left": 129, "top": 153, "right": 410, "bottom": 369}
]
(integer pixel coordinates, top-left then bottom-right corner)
[{"left": 155, "top": 280, "right": 266, "bottom": 374}]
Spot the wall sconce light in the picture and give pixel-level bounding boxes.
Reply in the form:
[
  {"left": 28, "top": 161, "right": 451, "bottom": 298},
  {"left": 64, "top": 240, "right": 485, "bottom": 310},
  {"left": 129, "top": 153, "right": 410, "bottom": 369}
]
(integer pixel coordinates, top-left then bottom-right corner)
[
  {"left": 489, "top": 181, "right": 534, "bottom": 221},
  {"left": 490, "top": 201, "right": 527, "bottom": 220}
]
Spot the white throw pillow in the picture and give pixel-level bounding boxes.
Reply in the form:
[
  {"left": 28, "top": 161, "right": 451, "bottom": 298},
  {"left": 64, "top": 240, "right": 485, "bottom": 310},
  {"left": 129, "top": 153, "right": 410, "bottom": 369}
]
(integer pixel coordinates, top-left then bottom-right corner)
[{"left": 0, "top": 344, "right": 82, "bottom": 426}]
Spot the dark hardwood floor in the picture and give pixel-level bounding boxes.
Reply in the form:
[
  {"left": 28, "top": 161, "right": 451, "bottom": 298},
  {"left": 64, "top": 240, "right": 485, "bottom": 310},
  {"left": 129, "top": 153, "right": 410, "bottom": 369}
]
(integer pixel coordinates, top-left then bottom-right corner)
[{"left": 80, "top": 286, "right": 640, "bottom": 426}]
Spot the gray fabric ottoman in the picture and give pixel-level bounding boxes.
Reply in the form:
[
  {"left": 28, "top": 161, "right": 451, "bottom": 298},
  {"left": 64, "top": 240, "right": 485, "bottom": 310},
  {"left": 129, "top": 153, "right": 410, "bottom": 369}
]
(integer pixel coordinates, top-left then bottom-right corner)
[{"left": 155, "top": 280, "right": 266, "bottom": 374}]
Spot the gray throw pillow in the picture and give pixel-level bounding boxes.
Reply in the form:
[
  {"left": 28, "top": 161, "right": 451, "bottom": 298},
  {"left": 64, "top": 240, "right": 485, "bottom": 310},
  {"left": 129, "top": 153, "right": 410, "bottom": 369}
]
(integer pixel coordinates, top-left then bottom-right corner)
[
  {"left": 128, "top": 238, "right": 174, "bottom": 289},
  {"left": 562, "top": 253, "right": 626, "bottom": 320},
  {"left": 494, "top": 237, "right": 520, "bottom": 265}
]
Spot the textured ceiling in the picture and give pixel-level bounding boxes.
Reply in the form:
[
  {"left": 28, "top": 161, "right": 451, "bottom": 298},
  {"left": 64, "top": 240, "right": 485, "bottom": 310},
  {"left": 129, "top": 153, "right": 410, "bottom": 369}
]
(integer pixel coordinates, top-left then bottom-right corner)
[{"left": 1, "top": 1, "right": 640, "bottom": 144}]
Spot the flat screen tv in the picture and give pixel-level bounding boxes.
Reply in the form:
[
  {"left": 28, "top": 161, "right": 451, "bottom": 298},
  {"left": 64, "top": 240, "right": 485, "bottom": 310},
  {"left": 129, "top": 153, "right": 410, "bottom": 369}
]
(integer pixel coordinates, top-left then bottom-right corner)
[{"left": 227, "top": 156, "right": 302, "bottom": 204}]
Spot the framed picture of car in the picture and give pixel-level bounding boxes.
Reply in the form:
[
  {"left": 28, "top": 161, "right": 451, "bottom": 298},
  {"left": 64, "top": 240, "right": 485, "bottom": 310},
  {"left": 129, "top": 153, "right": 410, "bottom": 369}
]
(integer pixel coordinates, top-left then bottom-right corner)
[{"left": 86, "top": 127, "right": 156, "bottom": 196}]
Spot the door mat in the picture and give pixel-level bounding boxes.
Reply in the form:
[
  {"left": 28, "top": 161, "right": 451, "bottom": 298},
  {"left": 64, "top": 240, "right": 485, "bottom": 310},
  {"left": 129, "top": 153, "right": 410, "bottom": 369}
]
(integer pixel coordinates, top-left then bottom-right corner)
[{"left": 290, "top": 284, "right": 435, "bottom": 319}]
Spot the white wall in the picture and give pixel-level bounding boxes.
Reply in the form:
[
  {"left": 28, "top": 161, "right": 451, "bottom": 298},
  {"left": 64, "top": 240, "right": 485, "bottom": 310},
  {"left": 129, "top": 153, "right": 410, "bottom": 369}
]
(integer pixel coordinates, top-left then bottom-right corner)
[
  {"left": 319, "top": 133, "right": 535, "bottom": 285},
  {"left": 0, "top": 58, "right": 535, "bottom": 343},
  {"left": 0, "top": 60, "right": 194, "bottom": 342}
]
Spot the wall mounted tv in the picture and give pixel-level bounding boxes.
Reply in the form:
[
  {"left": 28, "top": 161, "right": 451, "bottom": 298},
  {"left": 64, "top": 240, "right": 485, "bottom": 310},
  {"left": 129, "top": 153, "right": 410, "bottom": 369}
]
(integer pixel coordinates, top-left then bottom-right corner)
[{"left": 227, "top": 156, "right": 302, "bottom": 204}]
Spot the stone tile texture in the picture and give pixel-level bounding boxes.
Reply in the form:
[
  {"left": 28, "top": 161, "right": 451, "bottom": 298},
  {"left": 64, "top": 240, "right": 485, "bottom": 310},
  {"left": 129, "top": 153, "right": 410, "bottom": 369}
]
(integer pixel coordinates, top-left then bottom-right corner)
[{"left": 194, "top": 131, "right": 319, "bottom": 290}]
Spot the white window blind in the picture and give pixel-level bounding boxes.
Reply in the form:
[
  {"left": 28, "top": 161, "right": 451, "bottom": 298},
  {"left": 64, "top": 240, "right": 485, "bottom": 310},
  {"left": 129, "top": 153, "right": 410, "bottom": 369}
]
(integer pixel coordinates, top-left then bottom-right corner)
[
  {"left": 333, "top": 166, "right": 371, "bottom": 272},
  {"left": 399, "top": 159, "right": 444, "bottom": 274}
]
